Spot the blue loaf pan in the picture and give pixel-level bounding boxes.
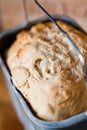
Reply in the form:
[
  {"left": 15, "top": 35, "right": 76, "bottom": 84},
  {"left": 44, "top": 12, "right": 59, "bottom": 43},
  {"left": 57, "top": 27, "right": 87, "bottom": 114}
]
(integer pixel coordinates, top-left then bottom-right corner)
[{"left": 0, "top": 15, "right": 87, "bottom": 130}]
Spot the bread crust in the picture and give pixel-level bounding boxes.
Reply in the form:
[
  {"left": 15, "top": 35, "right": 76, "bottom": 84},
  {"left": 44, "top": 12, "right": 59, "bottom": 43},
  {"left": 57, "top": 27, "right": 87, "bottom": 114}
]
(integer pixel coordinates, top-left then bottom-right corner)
[{"left": 6, "top": 21, "right": 87, "bottom": 121}]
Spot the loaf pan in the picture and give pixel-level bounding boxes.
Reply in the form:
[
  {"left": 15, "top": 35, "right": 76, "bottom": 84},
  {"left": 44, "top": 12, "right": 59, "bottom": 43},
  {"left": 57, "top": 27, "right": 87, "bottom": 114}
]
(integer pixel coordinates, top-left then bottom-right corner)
[{"left": 0, "top": 15, "right": 87, "bottom": 130}]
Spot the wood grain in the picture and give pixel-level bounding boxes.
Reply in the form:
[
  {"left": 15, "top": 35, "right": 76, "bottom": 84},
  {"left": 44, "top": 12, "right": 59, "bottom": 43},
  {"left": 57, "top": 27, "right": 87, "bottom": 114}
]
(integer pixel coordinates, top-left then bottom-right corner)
[
  {"left": 0, "top": 69, "right": 23, "bottom": 130},
  {"left": 0, "top": 0, "right": 87, "bottom": 31}
]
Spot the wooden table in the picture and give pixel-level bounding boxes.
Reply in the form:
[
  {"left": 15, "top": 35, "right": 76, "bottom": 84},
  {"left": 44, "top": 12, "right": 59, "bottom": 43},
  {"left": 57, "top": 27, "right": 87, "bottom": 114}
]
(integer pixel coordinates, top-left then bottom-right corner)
[
  {"left": 0, "top": 0, "right": 87, "bottom": 130},
  {"left": 0, "top": 69, "right": 23, "bottom": 130}
]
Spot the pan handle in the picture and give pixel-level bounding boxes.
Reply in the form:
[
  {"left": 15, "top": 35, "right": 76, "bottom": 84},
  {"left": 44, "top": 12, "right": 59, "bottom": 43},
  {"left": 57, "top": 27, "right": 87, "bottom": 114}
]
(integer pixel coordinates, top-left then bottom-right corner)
[{"left": 22, "top": 0, "right": 28, "bottom": 25}]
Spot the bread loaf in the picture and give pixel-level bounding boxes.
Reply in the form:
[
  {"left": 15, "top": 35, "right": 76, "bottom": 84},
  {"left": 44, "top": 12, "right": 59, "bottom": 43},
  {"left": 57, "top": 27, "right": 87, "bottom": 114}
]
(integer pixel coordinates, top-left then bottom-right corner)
[{"left": 6, "top": 21, "right": 87, "bottom": 121}]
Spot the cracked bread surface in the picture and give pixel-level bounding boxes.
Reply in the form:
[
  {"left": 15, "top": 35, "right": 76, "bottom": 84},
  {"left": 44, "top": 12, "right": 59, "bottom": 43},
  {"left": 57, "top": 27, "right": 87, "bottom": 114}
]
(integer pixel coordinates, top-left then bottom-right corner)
[{"left": 6, "top": 21, "right": 87, "bottom": 121}]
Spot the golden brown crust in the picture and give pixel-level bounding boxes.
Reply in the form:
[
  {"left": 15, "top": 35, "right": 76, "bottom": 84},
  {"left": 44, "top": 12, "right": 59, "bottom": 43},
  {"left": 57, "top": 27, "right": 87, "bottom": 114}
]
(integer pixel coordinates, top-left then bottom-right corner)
[{"left": 6, "top": 21, "right": 87, "bottom": 121}]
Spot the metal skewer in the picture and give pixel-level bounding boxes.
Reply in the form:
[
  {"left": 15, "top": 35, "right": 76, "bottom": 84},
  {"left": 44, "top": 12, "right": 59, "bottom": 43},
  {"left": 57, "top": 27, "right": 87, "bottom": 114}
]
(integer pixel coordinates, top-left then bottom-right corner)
[{"left": 34, "top": 0, "right": 87, "bottom": 82}]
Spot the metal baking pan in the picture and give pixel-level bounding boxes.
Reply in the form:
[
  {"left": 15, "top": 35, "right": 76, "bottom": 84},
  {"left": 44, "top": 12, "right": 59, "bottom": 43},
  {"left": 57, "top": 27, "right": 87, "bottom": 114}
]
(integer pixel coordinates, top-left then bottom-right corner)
[{"left": 0, "top": 15, "right": 87, "bottom": 130}]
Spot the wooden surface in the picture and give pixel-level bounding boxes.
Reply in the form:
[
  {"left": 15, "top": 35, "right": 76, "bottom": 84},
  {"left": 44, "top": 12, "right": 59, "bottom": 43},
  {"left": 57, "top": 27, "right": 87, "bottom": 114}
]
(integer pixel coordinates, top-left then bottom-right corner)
[
  {"left": 0, "top": 0, "right": 87, "bottom": 130},
  {"left": 0, "top": 0, "right": 87, "bottom": 31},
  {"left": 0, "top": 69, "right": 23, "bottom": 130}
]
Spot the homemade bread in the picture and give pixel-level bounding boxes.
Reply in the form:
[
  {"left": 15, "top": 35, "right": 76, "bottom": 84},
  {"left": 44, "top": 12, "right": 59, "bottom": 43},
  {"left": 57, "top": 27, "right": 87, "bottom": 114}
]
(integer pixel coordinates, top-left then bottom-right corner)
[{"left": 6, "top": 21, "right": 87, "bottom": 121}]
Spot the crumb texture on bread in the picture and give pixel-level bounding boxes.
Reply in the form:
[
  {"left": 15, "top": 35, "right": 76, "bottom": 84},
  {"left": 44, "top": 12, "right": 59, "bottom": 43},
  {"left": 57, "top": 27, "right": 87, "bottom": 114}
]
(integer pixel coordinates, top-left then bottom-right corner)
[{"left": 6, "top": 21, "right": 87, "bottom": 121}]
